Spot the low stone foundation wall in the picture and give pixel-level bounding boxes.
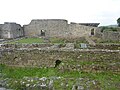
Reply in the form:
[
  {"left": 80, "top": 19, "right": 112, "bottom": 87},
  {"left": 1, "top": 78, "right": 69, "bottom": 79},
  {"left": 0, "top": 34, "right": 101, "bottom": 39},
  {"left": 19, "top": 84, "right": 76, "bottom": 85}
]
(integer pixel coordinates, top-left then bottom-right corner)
[
  {"left": 0, "top": 43, "right": 53, "bottom": 49},
  {"left": 91, "top": 43, "right": 120, "bottom": 50},
  {"left": 1, "top": 43, "right": 120, "bottom": 50},
  {"left": 0, "top": 49, "right": 120, "bottom": 68}
]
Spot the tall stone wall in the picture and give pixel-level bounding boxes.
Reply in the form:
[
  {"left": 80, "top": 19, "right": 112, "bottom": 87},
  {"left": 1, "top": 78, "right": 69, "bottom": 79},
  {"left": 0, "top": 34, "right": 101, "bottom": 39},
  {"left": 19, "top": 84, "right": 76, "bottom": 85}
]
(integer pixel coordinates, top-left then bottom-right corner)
[
  {"left": 24, "top": 19, "right": 98, "bottom": 38},
  {"left": 94, "top": 28, "right": 103, "bottom": 38},
  {"left": 95, "top": 27, "right": 120, "bottom": 41},
  {"left": 0, "top": 19, "right": 99, "bottom": 39},
  {"left": 0, "top": 23, "right": 11, "bottom": 38},
  {"left": 10, "top": 23, "right": 24, "bottom": 38},
  {"left": 0, "top": 24, "right": 2, "bottom": 29},
  {"left": 0, "top": 24, "right": 2, "bottom": 38},
  {"left": 0, "top": 22, "right": 24, "bottom": 39},
  {"left": 68, "top": 23, "right": 97, "bottom": 38},
  {"left": 24, "top": 19, "right": 68, "bottom": 37}
]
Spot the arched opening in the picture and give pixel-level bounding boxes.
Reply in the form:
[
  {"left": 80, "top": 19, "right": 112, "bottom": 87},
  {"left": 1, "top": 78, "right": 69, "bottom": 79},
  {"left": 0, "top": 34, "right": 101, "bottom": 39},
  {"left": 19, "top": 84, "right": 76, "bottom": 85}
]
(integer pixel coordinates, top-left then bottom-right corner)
[
  {"left": 91, "top": 28, "right": 94, "bottom": 35},
  {"left": 54, "top": 60, "right": 62, "bottom": 68},
  {"left": 41, "top": 30, "right": 45, "bottom": 36}
]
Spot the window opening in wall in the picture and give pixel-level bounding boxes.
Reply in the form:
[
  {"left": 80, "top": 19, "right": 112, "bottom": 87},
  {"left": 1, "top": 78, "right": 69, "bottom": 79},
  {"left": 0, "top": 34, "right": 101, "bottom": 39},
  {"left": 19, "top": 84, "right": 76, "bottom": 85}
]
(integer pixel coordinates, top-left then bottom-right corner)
[
  {"left": 41, "top": 30, "right": 45, "bottom": 36},
  {"left": 91, "top": 28, "right": 94, "bottom": 35}
]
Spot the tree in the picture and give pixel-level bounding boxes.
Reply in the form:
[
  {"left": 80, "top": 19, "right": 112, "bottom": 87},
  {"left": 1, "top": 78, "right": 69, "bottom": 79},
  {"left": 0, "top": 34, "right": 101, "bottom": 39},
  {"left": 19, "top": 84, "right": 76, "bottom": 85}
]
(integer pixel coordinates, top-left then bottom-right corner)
[{"left": 117, "top": 17, "right": 120, "bottom": 27}]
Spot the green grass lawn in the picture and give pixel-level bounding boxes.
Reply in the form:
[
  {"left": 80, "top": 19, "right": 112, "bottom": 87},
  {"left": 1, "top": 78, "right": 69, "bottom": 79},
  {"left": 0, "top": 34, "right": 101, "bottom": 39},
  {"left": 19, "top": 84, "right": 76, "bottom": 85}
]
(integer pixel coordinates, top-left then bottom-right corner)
[
  {"left": 6, "top": 37, "right": 88, "bottom": 44},
  {"left": 49, "top": 38, "right": 65, "bottom": 43},
  {"left": 0, "top": 64, "right": 120, "bottom": 90}
]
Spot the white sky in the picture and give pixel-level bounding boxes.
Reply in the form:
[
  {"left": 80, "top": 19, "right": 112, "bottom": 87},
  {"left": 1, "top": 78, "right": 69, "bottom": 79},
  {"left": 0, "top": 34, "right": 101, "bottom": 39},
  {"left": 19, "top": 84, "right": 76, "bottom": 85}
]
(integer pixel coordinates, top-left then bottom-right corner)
[{"left": 0, "top": 0, "right": 120, "bottom": 26}]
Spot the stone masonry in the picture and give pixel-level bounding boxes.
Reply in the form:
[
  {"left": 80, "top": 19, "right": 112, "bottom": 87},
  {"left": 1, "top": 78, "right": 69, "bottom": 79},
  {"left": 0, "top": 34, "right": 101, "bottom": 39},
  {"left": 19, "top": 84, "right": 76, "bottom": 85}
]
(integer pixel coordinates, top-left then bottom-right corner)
[
  {"left": 0, "top": 22, "right": 24, "bottom": 38},
  {"left": 0, "top": 19, "right": 99, "bottom": 39},
  {"left": 23, "top": 19, "right": 99, "bottom": 38}
]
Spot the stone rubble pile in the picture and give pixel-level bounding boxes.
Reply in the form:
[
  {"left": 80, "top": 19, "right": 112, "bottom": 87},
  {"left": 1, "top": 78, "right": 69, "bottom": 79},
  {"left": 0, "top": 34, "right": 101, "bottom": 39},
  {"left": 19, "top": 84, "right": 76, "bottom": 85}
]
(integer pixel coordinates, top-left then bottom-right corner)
[{"left": 0, "top": 75, "right": 100, "bottom": 90}]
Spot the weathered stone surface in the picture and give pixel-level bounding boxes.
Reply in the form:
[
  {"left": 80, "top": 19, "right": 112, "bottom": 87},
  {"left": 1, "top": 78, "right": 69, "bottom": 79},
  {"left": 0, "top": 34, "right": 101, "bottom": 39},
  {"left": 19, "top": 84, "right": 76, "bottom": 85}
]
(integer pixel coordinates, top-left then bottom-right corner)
[
  {"left": 23, "top": 19, "right": 98, "bottom": 38},
  {"left": 95, "top": 27, "right": 120, "bottom": 41},
  {"left": 0, "top": 22, "right": 23, "bottom": 39},
  {"left": 24, "top": 19, "right": 68, "bottom": 38},
  {"left": 1, "top": 19, "right": 119, "bottom": 41},
  {"left": 62, "top": 43, "right": 74, "bottom": 49},
  {"left": 0, "top": 49, "right": 120, "bottom": 72},
  {"left": 0, "top": 43, "right": 53, "bottom": 49},
  {"left": 0, "top": 76, "right": 102, "bottom": 90}
]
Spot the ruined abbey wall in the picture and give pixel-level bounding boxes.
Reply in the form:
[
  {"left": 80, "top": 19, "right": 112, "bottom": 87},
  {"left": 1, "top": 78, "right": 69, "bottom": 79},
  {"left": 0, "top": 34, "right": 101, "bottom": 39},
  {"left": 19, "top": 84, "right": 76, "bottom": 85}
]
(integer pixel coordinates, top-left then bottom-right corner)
[
  {"left": 0, "top": 22, "right": 24, "bottom": 39},
  {"left": 0, "top": 19, "right": 100, "bottom": 39},
  {"left": 24, "top": 19, "right": 97, "bottom": 38},
  {"left": 0, "top": 49, "right": 119, "bottom": 67},
  {"left": 68, "top": 24, "right": 97, "bottom": 38},
  {"left": 24, "top": 19, "right": 68, "bottom": 38},
  {"left": 95, "top": 28, "right": 120, "bottom": 41}
]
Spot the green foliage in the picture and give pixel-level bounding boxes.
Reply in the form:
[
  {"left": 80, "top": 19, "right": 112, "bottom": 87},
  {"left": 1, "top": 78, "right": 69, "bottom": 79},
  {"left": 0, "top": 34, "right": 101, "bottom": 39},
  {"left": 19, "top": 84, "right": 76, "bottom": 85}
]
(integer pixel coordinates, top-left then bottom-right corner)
[
  {"left": 50, "top": 38, "right": 65, "bottom": 44},
  {"left": 117, "top": 17, "right": 120, "bottom": 27},
  {"left": 0, "top": 63, "right": 6, "bottom": 73},
  {"left": 74, "top": 43, "right": 80, "bottom": 48},
  {"left": 100, "top": 26, "right": 118, "bottom": 32},
  {"left": 0, "top": 46, "right": 120, "bottom": 89},
  {"left": 6, "top": 37, "right": 88, "bottom": 45},
  {"left": 1, "top": 65, "right": 120, "bottom": 89},
  {"left": 50, "top": 37, "right": 87, "bottom": 44}
]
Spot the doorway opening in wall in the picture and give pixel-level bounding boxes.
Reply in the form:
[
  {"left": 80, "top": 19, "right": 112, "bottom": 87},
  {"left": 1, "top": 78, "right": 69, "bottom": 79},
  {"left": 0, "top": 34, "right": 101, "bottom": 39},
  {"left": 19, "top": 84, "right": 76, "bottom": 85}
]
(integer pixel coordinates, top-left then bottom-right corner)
[
  {"left": 41, "top": 30, "right": 45, "bottom": 36},
  {"left": 91, "top": 28, "right": 94, "bottom": 35}
]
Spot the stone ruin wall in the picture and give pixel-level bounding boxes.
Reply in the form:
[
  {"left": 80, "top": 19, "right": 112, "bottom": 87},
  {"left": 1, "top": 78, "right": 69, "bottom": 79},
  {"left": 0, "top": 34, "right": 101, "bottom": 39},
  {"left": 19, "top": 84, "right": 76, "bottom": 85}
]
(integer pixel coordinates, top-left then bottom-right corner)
[
  {"left": 0, "top": 49, "right": 120, "bottom": 67},
  {"left": 0, "top": 24, "right": 2, "bottom": 38},
  {"left": 24, "top": 19, "right": 97, "bottom": 38},
  {"left": 0, "top": 22, "right": 24, "bottom": 39},
  {"left": 0, "top": 19, "right": 99, "bottom": 39},
  {"left": 95, "top": 28, "right": 120, "bottom": 41},
  {"left": 68, "top": 23, "right": 97, "bottom": 38},
  {"left": 1, "top": 42, "right": 120, "bottom": 50},
  {"left": 24, "top": 19, "right": 68, "bottom": 38},
  {"left": 2, "top": 19, "right": 120, "bottom": 41},
  {"left": 11, "top": 23, "right": 24, "bottom": 38}
]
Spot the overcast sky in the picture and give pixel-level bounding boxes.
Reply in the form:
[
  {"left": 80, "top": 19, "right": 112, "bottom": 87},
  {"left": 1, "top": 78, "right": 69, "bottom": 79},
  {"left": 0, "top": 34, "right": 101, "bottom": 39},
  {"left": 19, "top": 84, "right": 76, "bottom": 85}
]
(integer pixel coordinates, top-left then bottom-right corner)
[{"left": 0, "top": 0, "right": 120, "bottom": 26}]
